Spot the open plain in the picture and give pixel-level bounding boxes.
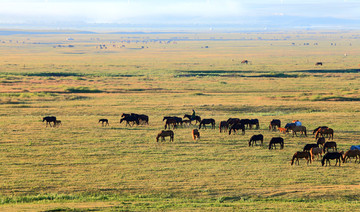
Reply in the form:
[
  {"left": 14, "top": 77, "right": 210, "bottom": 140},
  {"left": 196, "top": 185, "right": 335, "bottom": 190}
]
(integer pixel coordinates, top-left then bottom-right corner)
[{"left": 0, "top": 30, "right": 360, "bottom": 211}]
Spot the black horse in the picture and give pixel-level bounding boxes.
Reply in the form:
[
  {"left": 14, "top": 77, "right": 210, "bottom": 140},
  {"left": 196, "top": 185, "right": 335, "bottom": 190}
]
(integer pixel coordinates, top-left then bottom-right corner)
[
  {"left": 268, "top": 137, "right": 284, "bottom": 150},
  {"left": 249, "top": 119, "right": 260, "bottom": 129},
  {"left": 303, "top": 143, "right": 319, "bottom": 152},
  {"left": 183, "top": 114, "right": 201, "bottom": 125},
  {"left": 322, "top": 152, "right": 343, "bottom": 166},
  {"left": 99, "top": 119, "right": 109, "bottom": 127},
  {"left": 323, "top": 141, "right": 337, "bottom": 153},
  {"left": 199, "top": 118, "right": 215, "bottom": 129},
  {"left": 163, "top": 116, "right": 183, "bottom": 126},
  {"left": 120, "top": 116, "right": 139, "bottom": 126},
  {"left": 249, "top": 134, "right": 263, "bottom": 146},
  {"left": 226, "top": 118, "right": 241, "bottom": 126},
  {"left": 269, "top": 119, "right": 281, "bottom": 131},
  {"left": 229, "top": 123, "right": 245, "bottom": 135},
  {"left": 43, "top": 116, "right": 57, "bottom": 127}
]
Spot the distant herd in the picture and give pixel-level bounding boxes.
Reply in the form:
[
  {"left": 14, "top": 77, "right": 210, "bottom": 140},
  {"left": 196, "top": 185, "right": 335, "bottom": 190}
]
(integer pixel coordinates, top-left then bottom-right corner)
[{"left": 42, "top": 114, "right": 359, "bottom": 167}]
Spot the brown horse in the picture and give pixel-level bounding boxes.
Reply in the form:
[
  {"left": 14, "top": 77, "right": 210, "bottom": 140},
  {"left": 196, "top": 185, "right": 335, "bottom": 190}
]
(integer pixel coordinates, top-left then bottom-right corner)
[
  {"left": 316, "top": 137, "right": 326, "bottom": 147},
  {"left": 310, "top": 147, "right": 323, "bottom": 160},
  {"left": 192, "top": 129, "right": 200, "bottom": 141},
  {"left": 291, "top": 151, "right": 311, "bottom": 165},
  {"left": 315, "top": 62, "right": 323, "bottom": 66},
  {"left": 43, "top": 116, "right": 57, "bottom": 127},
  {"left": 286, "top": 125, "right": 307, "bottom": 137},
  {"left": 199, "top": 118, "right": 215, "bottom": 129},
  {"left": 323, "top": 141, "right": 337, "bottom": 153},
  {"left": 219, "top": 121, "right": 228, "bottom": 133},
  {"left": 156, "top": 130, "right": 174, "bottom": 142},
  {"left": 54, "top": 120, "right": 62, "bottom": 127},
  {"left": 249, "top": 134, "right": 263, "bottom": 147},
  {"left": 164, "top": 118, "right": 178, "bottom": 129},
  {"left": 315, "top": 128, "right": 334, "bottom": 140},
  {"left": 241, "top": 60, "right": 249, "bottom": 64},
  {"left": 342, "top": 150, "right": 360, "bottom": 163},
  {"left": 99, "top": 119, "right": 109, "bottom": 127}
]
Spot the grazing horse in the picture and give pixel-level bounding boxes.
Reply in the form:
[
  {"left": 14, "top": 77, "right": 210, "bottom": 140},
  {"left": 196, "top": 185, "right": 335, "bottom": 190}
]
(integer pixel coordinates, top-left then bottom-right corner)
[
  {"left": 227, "top": 118, "right": 241, "bottom": 127},
  {"left": 315, "top": 128, "right": 334, "bottom": 140},
  {"left": 192, "top": 129, "right": 200, "bottom": 141},
  {"left": 156, "top": 130, "right": 174, "bottom": 142},
  {"left": 268, "top": 137, "right": 284, "bottom": 150},
  {"left": 286, "top": 125, "right": 307, "bottom": 137},
  {"left": 219, "top": 121, "right": 228, "bottom": 133},
  {"left": 120, "top": 116, "right": 139, "bottom": 126},
  {"left": 43, "top": 116, "right": 57, "bottom": 127},
  {"left": 303, "top": 143, "right": 319, "bottom": 152},
  {"left": 342, "top": 150, "right": 360, "bottom": 163},
  {"left": 269, "top": 119, "right": 281, "bottom": 131},
  {"left": 54, "top": 120, "right": 62, "bottom": 127},
  {"left": 240, "top": 119, "right": 251, "bottom": 129},
  {"left": 310, "top": 147, "right": 323, "bottom": 160},
  {"left": 241, "top": 60, "right": 249, "bottom": 64},
  {"left": 229, "top": 123, "right": 245, "bottom": 135},
  {"left": 322, "top": 152, "right": 343, "bottom": 166},
  {"left": 315, "top": 62, "right": 323, "bottom": 66},
  {"left": 313, "top": 126, "right": 328, "bottom": 135},
  {"left": 163, "top": 116, "right": 183, "bottom": 126},
  {"left": 316, "top": 137, "right": 326, "bottom": 147},
  {"left": 323, "top": 141, "right": 337, "bottom": 153},
  {"left": 249, "top": 134, "right": 263, "bottom": 147},
  {"left": 99, "top": 119, "right": 109, "bottom": 127},
  {"left": 183, "top": 114, "right": 201, "bottom": 125},
  {"left": 137, "top": 114, "right": 149, "bottom": 125},
  {"left": 249, "top": 119, "right": 260, "bottom": 129},
  {"left": 291, "top": 151, "right": 311, "bottom": 165},
  {"left": 199, "top": 118, "right": 215, "bottom": 129},
  {"left": 164, "top": 118, "right": 178, "bottom": 129}
]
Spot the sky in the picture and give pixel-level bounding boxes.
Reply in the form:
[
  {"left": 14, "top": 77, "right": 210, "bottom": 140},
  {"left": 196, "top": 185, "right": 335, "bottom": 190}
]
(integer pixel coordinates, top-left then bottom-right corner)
[{"left": 0, "top": 0, "right": 359, "bottom": 30}]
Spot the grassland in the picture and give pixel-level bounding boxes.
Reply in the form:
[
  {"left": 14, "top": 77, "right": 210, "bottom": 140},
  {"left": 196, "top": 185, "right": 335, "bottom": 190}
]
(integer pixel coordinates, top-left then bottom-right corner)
[{"left": 0, "top": 30, "right": 360, "bottom": 211}]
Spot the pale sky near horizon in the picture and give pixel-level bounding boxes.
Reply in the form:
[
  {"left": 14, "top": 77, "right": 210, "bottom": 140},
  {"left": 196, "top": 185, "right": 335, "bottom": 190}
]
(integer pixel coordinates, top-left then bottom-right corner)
[{"left": 0, "top": 0, "right": 359, "bottom": 26}]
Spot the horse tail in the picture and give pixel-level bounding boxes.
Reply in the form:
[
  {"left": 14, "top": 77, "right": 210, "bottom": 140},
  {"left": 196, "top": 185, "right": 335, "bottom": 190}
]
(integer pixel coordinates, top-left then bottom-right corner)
[
  {"left": 269, "top": 142, "right": 272, "bottom": 150},
  {"left": 249, "top": 139, "right": 252, "bottom": 147},
  {"left": 304, "top": 127, "right": 307, "bottom": 136},
  {"left": 291, "top": 154, "right": 296, "bottom": 165},
  {"left": 321, "top": 155, "right": 326, "bottom": 166}
]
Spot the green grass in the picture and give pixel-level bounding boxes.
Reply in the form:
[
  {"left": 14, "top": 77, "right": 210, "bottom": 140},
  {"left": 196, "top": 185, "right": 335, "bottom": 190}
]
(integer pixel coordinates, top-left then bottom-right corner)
[{"left": 0, "top": 30, "right": 360, "bottom": 211}]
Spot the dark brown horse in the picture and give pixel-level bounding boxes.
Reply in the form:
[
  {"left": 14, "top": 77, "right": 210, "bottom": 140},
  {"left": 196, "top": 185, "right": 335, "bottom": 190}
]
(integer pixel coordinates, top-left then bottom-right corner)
[
  {"left": 303, "top": 143, "right": 319, "bottom": 152},
  {"left": 248, "top": 119, "right": 260, "bottom": 129},
  {"left": 192, "top": 129, "right": 200, "bottom": 141},
  {"left": 269, "top": 119, "right": 281, "bottom": 131},
  {"left": 249, "top": 134, "right": 263, "bottom": 146},
  {"left": 156, "top": 130, "right": 174, "bottom": 142},
  {"left": 229, "top": 123, "right": 245, "bottom": 135},
  {"left": 313, "top": 126, "right": 328, "bottom": 135},
  {"left": 323, "top": 141, "right": 337, "bottom": 153},
  {"left": 291, "top": 151, "right": 311, "bottom": 165},
  {"left": 219, "top": 121, "right": 228, "bottom": 133},
  {"left": 164, "top": 118, "right": 178, "bottom": 129},
  {"left": 99, "top": 119, "right": 109, "bottom": 127},
  {"left": 268, "top": 137, "right": 284, "bottom": 150},
  {"left": 199, "top": 118, "right": 215, "bottom": 129},
  {"left": 43, "top": 116, "right": 57, "bottom": 127},
  {"left": 322, "top": 152, "right": 343, "bottom": 166},
  {"left": 315, "top": 128, "right": 334, "bottom": 140},
  {"left": 315, "top": 62, "right": 323, "bottom": 66},
  {"left": 183, "top": 114, "right": 201, "bottom": 125},
  {"left": 241, "top": 60, "right": 249, "bottom": 64},
  {"left": 342, "top": 150, "right": 360, "bottom": 163},
  {"left": 120, "top": 116, "right": 139, "bottom": 126},
  {"left": 316, "top": 137, "right": 326, "bottom": 147}
]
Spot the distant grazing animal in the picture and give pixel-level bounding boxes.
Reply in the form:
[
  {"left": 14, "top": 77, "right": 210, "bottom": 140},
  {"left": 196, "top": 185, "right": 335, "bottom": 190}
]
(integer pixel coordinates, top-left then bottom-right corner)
[
  {"left": 315, "top": 128, "right": 334, "bottom": 140},
  {"left": 315, "top": 62, "right": 323, "bottom": 66},
  {"left": 310, "top": 147, "right": 323, "bottom": 160},
  {"left": 268, "top": 137, "right": 284, "bottom": 150},
  {"left": 284, "top": 123, "right": 296, "bottom": 129},
  {"left": 269, "top": 119, "right": 281, "bottom": 131},
  {"left": 98, "top": 119, "right": 109, "bottom": 127},
  {"left": 219, "top": 121, "right": 228, "bottom": 133},
  {"left": 192, "top": 129, "right": 200, "bottom": 141},
  {"left": 316, "top": 137, "right": 326, "bottom": 147},
  {"left": 226, "top": 118, "right": 241, "bottom": 127},
  {"left": 229, "top": 123, "right": 245, "bottom": 135},
  {"left": 183, "top": 114, "right": 201, "bottom": 125},
  {"left": 164, "top": 118, "right": 178, "bottom": 129},
  {"left": 199, "top": 118, "right": 215, "bottom": 129},
  {"left": 303, "top": 143, "right": 318, "bottom": 152},
  {"left": 291, "top": 151, "right": 311, "bottom": 165},
  {"left": 120, "top": 116, "right": 139, "bottom": 126},
  {"left": 313, "top": 126, "right": 328, "bottom": 135},
  {"left": 323, "top": 141, "right": 337, "bottom": 153},
  {"left": 54, "top": 120, "right": 62, "bottom": 127},
  {"left": 182, "top": 119, "right": 192, "bottom": 126},
  {"left": 342, "top": 150, "right": 360, "bottom": 163},
  {"left": 278, "top": 127, "right": 287, "bottom": 134},
  {"left": 43, "top": 116, "right": 57, "bottom": 127},
  {"left": 240, "top": 119, "right": 251, "bottom": 129},
  {"left": 322, "top": 152, "right": 343, "bottom": 166},
  {"left": 248, "top": 119, "right": 260, "bottom": 129},
  {"left": 163, "top": 116, "right": 183, "bottom": 126},
  {"left": 286, "top": 125, "right": 307, "bottom": 137},
  {"left": 156, "top": 130, "right": 174, "bottom": 142},
  {"left": 249, "top": 134, "right": 263, "bottom": 147},
  {"left": 241, "top": 60, "right": 249, "bottom": 64}
]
